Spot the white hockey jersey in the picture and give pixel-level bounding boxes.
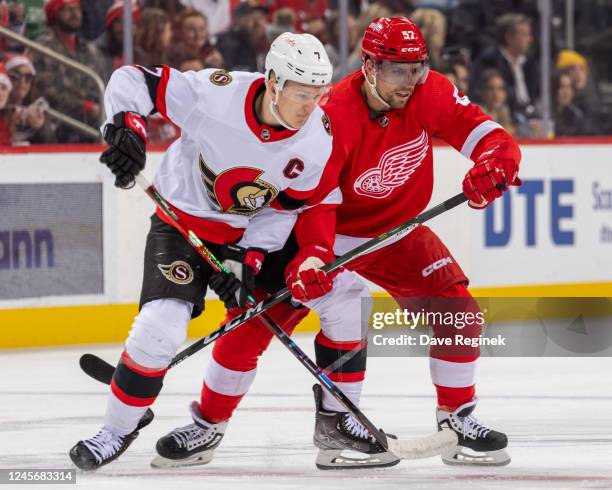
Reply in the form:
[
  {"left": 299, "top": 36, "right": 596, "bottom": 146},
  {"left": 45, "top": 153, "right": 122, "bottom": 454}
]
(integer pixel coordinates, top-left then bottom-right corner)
[{"left": 103, "top": 65, "right": 337, "bottom": 252}]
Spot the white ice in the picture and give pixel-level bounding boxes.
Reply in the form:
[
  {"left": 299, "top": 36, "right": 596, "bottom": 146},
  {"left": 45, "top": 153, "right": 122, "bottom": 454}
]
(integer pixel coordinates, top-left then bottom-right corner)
[{"left": 1, "top": 334, "right": 611, "bottom": 489}]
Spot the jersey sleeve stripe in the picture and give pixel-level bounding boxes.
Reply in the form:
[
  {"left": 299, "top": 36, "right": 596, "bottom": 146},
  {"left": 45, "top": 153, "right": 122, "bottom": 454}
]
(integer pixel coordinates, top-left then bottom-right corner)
[
  {"left": 460, "top": 120, "right": 503, "bottom": 159},
  {"left": 133, "top": 64, "right": 172, "bottom": 122},
  {"left": 284, "top": 186, "right": 316, "bottom": 201},
  {"left": 271, "top": 190, "right": 308, "bottom": 210},
  {"left": 156, "top": 65, "right": 171, "bottom": 121}
]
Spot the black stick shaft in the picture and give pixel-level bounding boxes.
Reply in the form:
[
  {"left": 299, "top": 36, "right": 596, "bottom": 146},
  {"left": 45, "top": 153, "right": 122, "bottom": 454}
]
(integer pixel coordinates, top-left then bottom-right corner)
[
  {"left": 169, "top": 192, "right": 467, "bottom": 367},
  {"left": 134, "top": 174, "right": 399, "bottom": 448}
]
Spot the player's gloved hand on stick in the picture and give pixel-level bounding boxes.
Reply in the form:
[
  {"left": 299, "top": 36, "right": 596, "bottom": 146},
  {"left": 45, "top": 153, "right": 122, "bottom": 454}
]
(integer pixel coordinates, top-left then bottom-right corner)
[
  {"left": 100, "top": 111, "right": 147, "bottom": 189},
  {"left": 209, "top": 244, "right": 266, "bottom": 309},
  {"left": 285, "top": 244, "right": 338, "bottom": 303},
  {"left": 462, "top": 147, "right": 520, "bottom": 209}
]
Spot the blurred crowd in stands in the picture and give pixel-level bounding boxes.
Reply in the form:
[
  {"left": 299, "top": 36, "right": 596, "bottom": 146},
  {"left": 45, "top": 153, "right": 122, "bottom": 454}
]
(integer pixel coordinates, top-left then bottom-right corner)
[{"left": 1, "top": 0, "right": 611, "bottom": 146}]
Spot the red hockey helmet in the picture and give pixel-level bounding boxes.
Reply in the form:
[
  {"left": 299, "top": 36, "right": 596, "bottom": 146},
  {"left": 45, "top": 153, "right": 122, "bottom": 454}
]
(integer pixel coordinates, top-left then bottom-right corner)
[{"left": 362, "top": 17, "right": 428, "bottom": 64}]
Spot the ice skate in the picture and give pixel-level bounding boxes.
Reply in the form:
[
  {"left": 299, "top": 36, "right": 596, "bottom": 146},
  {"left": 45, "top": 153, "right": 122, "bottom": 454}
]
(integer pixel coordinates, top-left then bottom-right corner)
[
  {"left": 437, "top": 399, "right": 510, "bottom": 466},
  {"left": 151, "top": 401, "right": 227, "bottom": 468},
  {"left": 312, "top": 384, "right": 400, "bottom": 470},
  {"left": 69, "top": 408, "right": 154, "bottom": 471}
]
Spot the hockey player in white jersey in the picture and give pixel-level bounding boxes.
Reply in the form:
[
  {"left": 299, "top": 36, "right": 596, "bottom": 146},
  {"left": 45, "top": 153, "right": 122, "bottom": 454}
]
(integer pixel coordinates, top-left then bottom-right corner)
[{"left": 68, "top": 32, "right": 390, "bottom": 471}]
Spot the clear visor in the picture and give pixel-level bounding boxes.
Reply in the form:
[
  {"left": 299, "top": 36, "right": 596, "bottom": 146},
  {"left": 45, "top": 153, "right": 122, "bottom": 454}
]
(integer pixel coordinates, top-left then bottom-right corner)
[
  {"left": 375, "top": 60, "right": 428, "bottom": 86},
  {"left": 280, "top": 83, "right": 331, "bottom": 105}
]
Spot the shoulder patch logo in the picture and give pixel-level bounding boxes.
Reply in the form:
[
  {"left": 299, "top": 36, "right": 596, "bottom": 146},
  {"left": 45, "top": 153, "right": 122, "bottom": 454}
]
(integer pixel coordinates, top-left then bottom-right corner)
[
  {"left": 158, "top": 261, "right": 194, "bottom": 285},
  {"left": 321, "top": 113, "right": 332, "bottom": 136},
  {"left": 210, "top": 70, "right": 232, "bottom": 86}
]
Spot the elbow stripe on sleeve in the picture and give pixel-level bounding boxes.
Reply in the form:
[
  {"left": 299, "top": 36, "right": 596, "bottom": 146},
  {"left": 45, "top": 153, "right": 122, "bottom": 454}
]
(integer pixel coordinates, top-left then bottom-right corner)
[
  {"left": 271, "top": 190, "right": 308, "bottom": 210},
  {"left": 134, "top": 64, "right": 171, "bottom": 121},
  {"left": 460, "top": 120, "right": 503, "bottom": 159}
]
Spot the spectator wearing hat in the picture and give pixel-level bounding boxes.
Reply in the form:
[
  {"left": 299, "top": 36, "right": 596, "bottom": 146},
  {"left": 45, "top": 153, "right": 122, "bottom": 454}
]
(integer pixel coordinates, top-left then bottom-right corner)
[
  {"left": 556, "top": 49, "right": 602, "bottom": 133},
  {"left": 94, "top": 1, "right": 141, "bottom": 83},
  {"left": 167, "top": 9, "right": 223, "bottom": 70},
  {"left": 6, "top": 55, "right": 34, "bottom": 106},
  {"left": 0, "top": 67, "right": 14, "bottom": 145},
  {"left": 5, "top": 54, "right": 56, "bottom": 144},
  {"left": 32, "top": 0, "right": 106, "bottom": 142},
  {"left": 216, "top": 2, "right": 269, "bottom": 72}
]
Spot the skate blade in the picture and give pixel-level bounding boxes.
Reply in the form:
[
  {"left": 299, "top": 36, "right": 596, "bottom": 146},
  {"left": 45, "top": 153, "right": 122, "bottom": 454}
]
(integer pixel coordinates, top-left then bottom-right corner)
[
  {"left": 387, "top": 428, "right": 458, "bottom": 460},
  {"left": 442, "top": 446, "right": 511, "bottom": 466},
  {"left": 150, "top": 451, "right": 215, "bottom": 469},
  {"left": 315, "top": 449, "right": 400, "bottom": 470}
]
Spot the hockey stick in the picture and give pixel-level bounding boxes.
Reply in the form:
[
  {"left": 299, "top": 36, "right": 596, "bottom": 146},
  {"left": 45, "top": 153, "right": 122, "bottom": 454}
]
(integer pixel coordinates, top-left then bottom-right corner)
[
  {"left": 83, "top": 189, "right": 468, "bottom": 381},
  {"left": 81, "top": 179, "right": 465, "bottom": 458},
  {"left": 81, "top": 190, "right": 467, "bottom": 382}
]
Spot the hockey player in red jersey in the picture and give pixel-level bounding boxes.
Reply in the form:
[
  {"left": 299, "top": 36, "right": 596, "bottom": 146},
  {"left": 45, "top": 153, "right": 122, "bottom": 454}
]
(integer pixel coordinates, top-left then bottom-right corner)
[
  {"left": 299, "top": 17, "right": 519, "bottom": 466},
  {"left": 68, "top": 32, "right": 363, "bottom": 471},
  {"left": 195, "top": 17, "right": 520, "bottom": 468}
]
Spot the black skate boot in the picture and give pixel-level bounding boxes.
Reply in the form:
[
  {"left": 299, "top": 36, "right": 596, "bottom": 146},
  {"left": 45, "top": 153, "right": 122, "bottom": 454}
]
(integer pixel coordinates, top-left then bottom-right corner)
[
  {"left": 437, "top": 399, "right": 510, "bottom": 466},
  {"left": 312, "top": 384, "right": 400, "bottom": 470},
  {"left": 69, "top": 408, "right": 154, "bottom": 471},
  {"left": 151, "top": 401, "right": 227, "bottom": 468}
]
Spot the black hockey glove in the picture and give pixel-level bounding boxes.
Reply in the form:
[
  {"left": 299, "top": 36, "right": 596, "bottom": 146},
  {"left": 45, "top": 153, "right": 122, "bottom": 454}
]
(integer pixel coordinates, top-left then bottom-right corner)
[
  {"left": 100, "top": 111, "right": 147, "bottom": 189},
  {"left": 209, "top": 244, "right": 266, "bottom": 309}
]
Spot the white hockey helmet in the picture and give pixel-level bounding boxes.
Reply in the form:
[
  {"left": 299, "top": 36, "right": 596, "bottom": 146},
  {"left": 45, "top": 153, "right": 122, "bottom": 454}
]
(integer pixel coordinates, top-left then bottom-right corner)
[{"left": 265, "top": 32, "right": 333, "bottom": 91}]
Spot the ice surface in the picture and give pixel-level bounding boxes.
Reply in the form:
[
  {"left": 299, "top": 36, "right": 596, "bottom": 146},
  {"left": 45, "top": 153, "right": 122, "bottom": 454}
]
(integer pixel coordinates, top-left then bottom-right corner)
[{"left": 1, "top": 334, "right": 611, "bottom": 489}]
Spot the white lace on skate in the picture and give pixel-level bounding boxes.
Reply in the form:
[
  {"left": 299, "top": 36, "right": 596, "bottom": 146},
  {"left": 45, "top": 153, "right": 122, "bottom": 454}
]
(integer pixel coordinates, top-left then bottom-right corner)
[
  {"left": 453, "top": 413, "right": 492, "bottom": 441},
  {"left": 170, "top": 424, "right": 216, "bottom": 451},
  {"left": 82, "top": 429, "right": 125, "bottom": 464},
  {"left": 340, "top": 414, "right": 377, "bottom": 444}
]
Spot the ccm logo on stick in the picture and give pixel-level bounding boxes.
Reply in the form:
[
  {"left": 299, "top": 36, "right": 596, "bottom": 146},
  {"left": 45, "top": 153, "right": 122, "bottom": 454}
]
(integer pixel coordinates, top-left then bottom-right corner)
[{"left": 422, "top": 257, "right": 453, "bottom": 277}]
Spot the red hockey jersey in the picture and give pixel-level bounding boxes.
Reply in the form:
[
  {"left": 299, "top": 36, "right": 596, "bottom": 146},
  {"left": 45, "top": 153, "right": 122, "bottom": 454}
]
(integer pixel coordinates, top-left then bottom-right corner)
[
  {"left": 295, "top": 69, "right": 520, "bottom": 255},
  {"left": 330, "top": 69, "right": 508, "bottom": 236}
]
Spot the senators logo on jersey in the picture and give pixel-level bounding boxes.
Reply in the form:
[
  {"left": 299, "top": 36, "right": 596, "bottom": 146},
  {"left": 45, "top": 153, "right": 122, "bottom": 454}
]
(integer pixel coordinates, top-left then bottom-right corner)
[
  {"left": 199, "top": 155, "right": 278, "bottom": 215},
  {"left": 210, "top": 69, "right": 233, "bottom": 86},
  {"left": 354, "top": 130, "right": 429, "bottom": 198},
  {"left": 157, "top": 261, "right": 194, "bottom": 285}
]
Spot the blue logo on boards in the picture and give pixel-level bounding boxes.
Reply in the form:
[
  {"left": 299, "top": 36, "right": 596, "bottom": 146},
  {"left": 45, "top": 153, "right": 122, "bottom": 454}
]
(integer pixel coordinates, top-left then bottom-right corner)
[
  {"left": 485, "top": 179, "right": 575, "bottom": 247},
  {"left": 0, "top": 229, "right": 55, "bottom": 269}
]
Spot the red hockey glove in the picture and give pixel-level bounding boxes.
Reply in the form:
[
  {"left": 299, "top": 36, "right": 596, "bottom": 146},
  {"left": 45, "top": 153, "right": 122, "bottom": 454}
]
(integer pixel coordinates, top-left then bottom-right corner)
[
  {"left": 285, "top": 244, "right": 338, "bottom": 303},
  {"left": 463, "top": 151, "right": 520, "bottom": 210}
]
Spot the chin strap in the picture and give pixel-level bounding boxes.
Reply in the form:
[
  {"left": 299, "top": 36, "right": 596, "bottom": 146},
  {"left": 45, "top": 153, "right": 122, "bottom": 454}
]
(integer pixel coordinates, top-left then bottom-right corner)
[
  {"left": 361, "top": 66, "right": 391, "bottom": 111},
  {"left": 269, "top": 85, "right": 299, "bottom": 131}
]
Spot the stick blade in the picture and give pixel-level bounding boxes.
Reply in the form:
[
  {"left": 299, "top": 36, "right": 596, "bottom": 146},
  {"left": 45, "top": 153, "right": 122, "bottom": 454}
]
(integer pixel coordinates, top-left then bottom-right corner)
[
  {"left": 79, "top": 353, "right": 115, "bottom": 385},
  {"left": 388, "top": 429, "right": 458, "bottom": 460}
]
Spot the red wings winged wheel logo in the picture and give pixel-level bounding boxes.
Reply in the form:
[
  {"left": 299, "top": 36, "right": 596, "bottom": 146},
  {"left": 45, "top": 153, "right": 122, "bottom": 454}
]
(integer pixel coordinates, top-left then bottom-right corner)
[{"left": 354, "top": 130, "right": 429, "bottom": 199}]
